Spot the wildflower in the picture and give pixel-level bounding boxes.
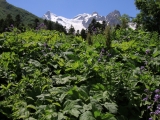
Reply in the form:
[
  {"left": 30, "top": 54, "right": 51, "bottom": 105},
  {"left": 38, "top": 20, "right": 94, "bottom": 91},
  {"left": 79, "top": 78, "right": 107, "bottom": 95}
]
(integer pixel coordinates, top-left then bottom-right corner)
[
  {"left": 150, "top": 112, "right": 154, "bottom": 115},
  {"left": 147, "top": 106, "right": 151, "bottom": 109},
  {"left": 40, "top": 23, "right": 44, "bottom": 26},
  {"left": 155, "top": 94, "right": 160, "bottom": 99},
  {"left": 149, "top": 118, "right": 153, "bottom": 120},
  {"left": 154, "top": 110, "right": 160, "bottom": 115},
  {"left": 101, "top": 48, "right": 105, "bottom": 52},
  {"left": 146, "top": 49, "right": 150, "bottom": 54},
  {"left": 140, "top": 66, "right": 145, "bottom": 70},
  {"left": 98, "top": 58, "right": 101, "bottom": 62},
  {"left": 10, "top": 24, "right": 14, "bottom": 27},
  {"left": 143, "top": 97, "right": 148, "bottom": 101},
  {"left": 155, "top": 89, "right": 160, "bottom": 93},
  {"left": 154, "top": 98, "right": 158, "bottom": 102},
  {"left": 157, "top": 104, "right": 160, "bottom": 110}
]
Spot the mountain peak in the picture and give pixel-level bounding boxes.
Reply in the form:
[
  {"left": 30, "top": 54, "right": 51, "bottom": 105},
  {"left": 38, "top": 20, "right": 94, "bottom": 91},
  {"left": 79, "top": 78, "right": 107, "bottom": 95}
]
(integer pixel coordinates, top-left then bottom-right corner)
[
  {"left": 113, "top": 10, "right": 120, "bottom": 13},
  {"left": 107, "top": 10, "right": 121, "bottom": 15},
  {"left": 92, "top": 12, "right": 99, "bottom": 16},
  {"left": 42, "top": 10, "right": 122, "bottom": 31},
  {"left": 43, "top": 11, "right": 57, "bottom": 20},
  {"left": 46, "top": 10, "right": 51, "bottom": 14},
  {"left": 73, "top": 13, "right": 90, "bottom": 20},
  {"left": 106, "top": 10, "right": 121, "bottom": 25}
]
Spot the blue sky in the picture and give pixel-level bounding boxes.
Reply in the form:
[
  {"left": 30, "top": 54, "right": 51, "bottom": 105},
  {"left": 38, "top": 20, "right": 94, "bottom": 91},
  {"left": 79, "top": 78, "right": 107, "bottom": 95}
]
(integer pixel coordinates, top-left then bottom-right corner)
[{"left": 7, "top": 0, "right": 139, "bottom": 18}]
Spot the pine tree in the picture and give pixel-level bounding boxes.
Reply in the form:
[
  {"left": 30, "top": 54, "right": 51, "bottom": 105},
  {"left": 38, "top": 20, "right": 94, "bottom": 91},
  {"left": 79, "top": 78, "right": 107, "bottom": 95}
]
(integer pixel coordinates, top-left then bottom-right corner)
[
  {"left": 15, "top": 14, "right": 21, "bottom": 28},
  {"left": 76, "top": 30, "right": 80, "bottom": 36},
  {"left": 34, "top": 18, "right": 39, "bottom": 29},
  {"left": 5, "top": 14, "right": 14, "bottom": 27},
  {"left": 80, "top": 29, "right": 87, "bottom": 40},
  {"left": 47, "top": 21, "right": 54, "bottom": 30},
  {"left": 88, "top": 18, "right": 97, "bottom": 34},
  {"left": 68, "top": 25, "right": 75, "bottom": 35},
  {"left": 44, "top": 19, "right": 48, "bottom": 27},
  {"left": 102, "top": 21, "right": 106, "bottom": 31},
  {"left": 0, "top": 19, "right": 4, "bottom": 32}
]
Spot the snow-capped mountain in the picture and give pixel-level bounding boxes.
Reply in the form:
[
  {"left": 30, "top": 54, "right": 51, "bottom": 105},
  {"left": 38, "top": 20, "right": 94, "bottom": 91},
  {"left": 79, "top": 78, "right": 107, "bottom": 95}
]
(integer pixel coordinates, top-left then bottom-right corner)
[
  {"left": 43, "top": 11, "right": 86, "bottom": 31},
  {"left": 42, "top": 10, "right": 136, "bottom": 31}
]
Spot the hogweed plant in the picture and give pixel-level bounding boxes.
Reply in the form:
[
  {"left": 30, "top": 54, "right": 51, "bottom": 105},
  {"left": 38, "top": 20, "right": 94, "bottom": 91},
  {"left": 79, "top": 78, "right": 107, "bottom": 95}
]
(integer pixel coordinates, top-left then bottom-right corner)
[{"left": 143, "top": 89, "right": 160, "bottom": 120}]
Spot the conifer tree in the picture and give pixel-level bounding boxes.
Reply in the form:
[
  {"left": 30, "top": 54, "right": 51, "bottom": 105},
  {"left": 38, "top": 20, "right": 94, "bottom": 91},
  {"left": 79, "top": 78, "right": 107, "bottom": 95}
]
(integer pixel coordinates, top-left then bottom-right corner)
[
  {"left": 5, "top": 14, "right": 14, "bottom": 27},
  {"left": 47, "top": 21, "right": 54, "bottom": 30},
  {"left": 68, "top": 25, "right": 75, "bottom": 35},
  {"left": 15, "top": 14, "right": 21, "bottom": 28},
  {"left": 34, "top": 18, "right": 39, "bottom": 29},
  {"left": 102, "top": 21, "right": 106, "bottom": 31},
  {"left": 0, "top": 19, "right": 4, "bottom": 33},
  {"left": 80, "top": 29, "right": 87, "bottom": 40},
  {"left": 88, "top": 18, "right": 97, "bottom": 34},
  {"left": 86, "top": 32, "right": 92, "bottom": 45},
  {"left": 43, "top": 19, "right": 48, "bottom": 27},
  {"left": 76, "top": 30, "right": 80, "bottom": 36}
]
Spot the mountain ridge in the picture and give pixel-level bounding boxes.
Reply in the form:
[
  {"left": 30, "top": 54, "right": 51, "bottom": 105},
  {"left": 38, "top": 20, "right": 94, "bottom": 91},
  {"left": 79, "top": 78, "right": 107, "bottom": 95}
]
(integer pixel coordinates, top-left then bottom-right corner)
[
  {"left": 42, "top": 10, "right": 122, "bottom": 31},
  {"left": 0, "top": 0, "right": 42, "bottom": 25}
]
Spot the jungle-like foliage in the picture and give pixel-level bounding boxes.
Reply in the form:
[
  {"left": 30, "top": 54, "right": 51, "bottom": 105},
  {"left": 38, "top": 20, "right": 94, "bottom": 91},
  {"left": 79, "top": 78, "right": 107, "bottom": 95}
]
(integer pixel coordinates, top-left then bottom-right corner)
[
  {"left": 134, "top": 0, "right": 160, "bottom": 33},
  {"left": 0, "top": 27, "right": 160, "bottom": 120}
]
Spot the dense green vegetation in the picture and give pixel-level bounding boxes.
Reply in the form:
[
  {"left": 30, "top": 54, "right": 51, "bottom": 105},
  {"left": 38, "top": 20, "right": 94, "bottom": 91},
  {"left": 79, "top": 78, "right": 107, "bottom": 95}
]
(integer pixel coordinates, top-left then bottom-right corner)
[
  {"left": 134, "top": 0, "right": 160, "bottom": 33},
  {"left": 0, "top": 0, "right": 160, "bottom": 120},
  {"left": 0, "top": 26, "right": 160, "bottom": 120}
]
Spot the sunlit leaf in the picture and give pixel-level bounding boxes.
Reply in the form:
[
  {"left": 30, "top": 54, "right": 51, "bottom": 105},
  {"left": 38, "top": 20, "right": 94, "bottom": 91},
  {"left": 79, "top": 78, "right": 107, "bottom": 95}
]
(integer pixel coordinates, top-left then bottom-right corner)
[
  {"left": 79, "top": 111, "right": 96, "bottom": 120},
  {"left": 103, "top": 102, "right": 118, "bottom": 114},
  {"left": 27, "top": 105, "right": 36, "bottom": 110}
]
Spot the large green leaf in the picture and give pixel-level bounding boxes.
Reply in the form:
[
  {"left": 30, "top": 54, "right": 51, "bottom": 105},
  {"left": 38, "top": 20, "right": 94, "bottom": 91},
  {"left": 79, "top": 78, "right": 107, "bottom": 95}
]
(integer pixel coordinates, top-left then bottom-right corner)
[
  {"left": 63, "top": 99, "right": 82, "bottom": 111},
  {"left": 79, "top": 111, "right": 96, "bottom": 120},
  {"left": 28, "top": 59, "right": 41, "bottom": 67},
  {"left": 28, "top": 117, "right": 37, "bottom": 120},
  {"left": 69, "top": 108, "right": 81, "bottom": 118},
  {"left": 103, "top": 102, "right": 118, "bottom": 114},
  {"left": 102, "top": 113, "right": 117, "bottom": 120},
  {"left": 58, "top": 112, "right": 66, "bottom": 120},
  {"left": 27, "top": 105, "right": 37, "bottom": 110}
]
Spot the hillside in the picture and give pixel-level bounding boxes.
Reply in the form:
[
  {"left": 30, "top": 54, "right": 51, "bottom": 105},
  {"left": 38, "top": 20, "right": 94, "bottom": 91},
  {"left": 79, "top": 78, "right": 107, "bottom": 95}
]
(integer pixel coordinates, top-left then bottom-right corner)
[
  {"left": 0, "top": 27, "right": 160, "bottom": 120},
  {"left": 0, "top": 0, "right": 42, "bottom": 24}
]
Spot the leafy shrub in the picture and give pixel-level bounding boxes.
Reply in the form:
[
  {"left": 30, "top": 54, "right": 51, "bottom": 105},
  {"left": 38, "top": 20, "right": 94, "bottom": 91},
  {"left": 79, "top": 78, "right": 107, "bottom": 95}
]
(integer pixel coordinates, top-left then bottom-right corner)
[{"left": 0, "top": 28, "right": 160, "bottom": 120}]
